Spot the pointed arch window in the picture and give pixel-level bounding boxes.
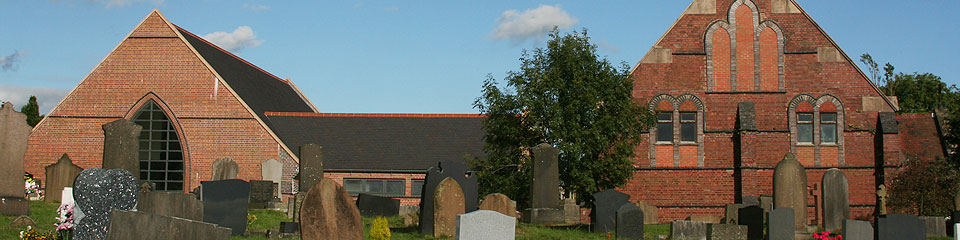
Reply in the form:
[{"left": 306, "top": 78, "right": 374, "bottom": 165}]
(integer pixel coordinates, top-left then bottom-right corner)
[{"left": 133, "top": 100, "right": 184, "bottom": 191}]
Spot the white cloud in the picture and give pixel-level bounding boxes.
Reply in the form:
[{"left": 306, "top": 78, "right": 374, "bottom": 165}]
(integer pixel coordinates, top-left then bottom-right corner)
[
  {"left": 0, "top": 50, "right": 22, "bottom": 72},
  {"left": 0, "top": 85, "right": 70, "bottom": 114},
  {"left": 243, "top": 3, "right": 270, "bottom": 11},
  {"left": 202, "top": 26, "right": 265, "bottom": 53},
  {"left": 491, "top": 5, "right": 578, "bottom": 42},
  {"left": 383, "top": 6, "right": 399, "bottom": 12},
  {"left": 596, "top": 39, "right": 620, "bottom": 53}
]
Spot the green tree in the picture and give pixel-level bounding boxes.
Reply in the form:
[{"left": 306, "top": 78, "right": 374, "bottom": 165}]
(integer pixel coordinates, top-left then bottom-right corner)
[
  {"left": 473, "top": 29, "right": 654, "bottom": 207},
  {"left": 19, "top": 96, "right": 44, "bottom": 127},
  {"left": 887, "top": 157, "right": 960, "bottom": 216},
  {"left": 883, "top": 72, "right": 960, "bottom": 113}
]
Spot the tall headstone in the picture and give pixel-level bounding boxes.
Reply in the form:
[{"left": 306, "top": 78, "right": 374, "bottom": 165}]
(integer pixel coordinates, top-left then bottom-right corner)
[
  {"left": 201, "top": 179, "right": 251, "bottom": 236},
  {"left": 137, "top": 191, "right": 203, "bottom": 221},
  {"left": 876, "top": 213, "right": 925, "bottom": 240},
  {"left": 299, "top": 178, "right": 362, "bottom": 240},
  {"left": 298, "top": 144, "right": 323, "bottom": 191},
  {"left": 768, "top": 207, "right": 795, "bottom": 240},
  {"left": 530, "top": 143, "right": 560, "bottom": 209},
  {"left": 433, "top": 177, "right": 465, "bottom": 238},
  {"left": 456, "top": 210, "right": 516, "bottom": 240},
  {"left": 106, "top": 210, "right": 231, "bottom": 240},
  {"left": 0, "top": 102, "right": 31, "bottom": 216},
  {"left": 356, "top": 193, "right": 400, "bottom": 217},
  {"left": 101, "top": 119, "right": 142, "bottom": 178},
  {"left": 591, "top": 189, "right": 631, "bottom": 233},
  {"left": 670, "top": 220, "right": 707, "bottom": 240},
  {"left": 821, "top": 168, "right": 849, "bottom": 232},
  {"left": 479, "top": 193, "right": 517, "bottom": 218},
  {"left": 45, "top": 154, "right": 84, "bottom": 203},
  {"left": 842, "top": 219, "right": 874, "bottom": 240},
  {"left": 418, "top": 160, "right": 478, "bottom": 235},
  {"left": 261, "top": 159, "right": 283, "bottom": 197},
  {"left": 616, "top": 203, "right": 644, "bottom": 240},
  {"left": 773, "top": 153, "right": 808, "bottom": 233},
  {"left": 738, "top": 205, "right": 763, "bottom": 240},
  {"left": 210, "top": 157, "right": 238, "bottom": 180},
  {"left": 72, "top": 168, "right": 139, "bottom": 240}
]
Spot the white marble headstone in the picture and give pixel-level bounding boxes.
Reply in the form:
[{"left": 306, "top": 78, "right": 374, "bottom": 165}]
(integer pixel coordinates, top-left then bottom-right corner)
[
  {"left": 61, "top": 187, "right": 74, "bottom": 204},
  {"left": 456, "top": 210, "right": 515, "bottom": 240}
]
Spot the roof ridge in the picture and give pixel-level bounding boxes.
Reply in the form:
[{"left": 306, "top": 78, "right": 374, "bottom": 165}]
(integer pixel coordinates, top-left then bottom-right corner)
[
  {"left": 265, "top": 112, "right": 487, "bottom": 118},
  {"left": 173, "top": 24, "right": 290, "bottom": 85}
]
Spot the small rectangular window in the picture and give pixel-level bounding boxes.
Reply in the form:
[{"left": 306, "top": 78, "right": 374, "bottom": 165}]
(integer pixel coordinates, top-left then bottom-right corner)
[
  {"left": 798, "top": 113, "right": 813, "bottom": 143},
  {"left": 386, "top": 180, "right": 405, "bottom": 195},
  {"left": 657, "top": 112, "right": 673, "bottom": 142},
  {"left": 821, "top": 113, "right": 837, "bottom": 144},
  {"left": 344, "top": 179, "right": 363, "bottom": 194},
  {"left": 680, "top": 112, "right": 696, "bottom": 142},
  {"left": 412, "top": 180, "right": 425, "bottom": 196}
]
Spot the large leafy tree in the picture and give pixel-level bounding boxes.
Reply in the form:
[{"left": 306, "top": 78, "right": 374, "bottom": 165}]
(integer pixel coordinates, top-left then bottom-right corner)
[
  {"left": 20, "top": 96, "right": 44, "bottom": 127},
  {"left": 473, "top": 29, "right": 654, "bottom": 207},
  {"left": 859, "top": 53, "right": 960, "bottom": 113}
]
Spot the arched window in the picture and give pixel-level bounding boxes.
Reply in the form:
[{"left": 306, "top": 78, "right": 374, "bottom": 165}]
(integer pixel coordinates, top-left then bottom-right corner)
[
  {"left": 649, "top": 94, "right": 704, "bottom": 168},
  {"left": 705, "top": 0, "right": 784, "bottom": 92},
  {"left": 133, "top": 100, "right": 184, "bottom": 191},
  {"left": 789, "top": 94, "right": 845, "bottom": 167}
]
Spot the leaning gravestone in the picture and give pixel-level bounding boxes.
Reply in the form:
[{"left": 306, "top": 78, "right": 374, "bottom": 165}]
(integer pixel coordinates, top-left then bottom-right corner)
[
  {"left": 738, "top": 205, "right": 764, "bottom": 240},
  {"left": 0, "top": 102, "right": 31, "bottom": 216},
  {"left": 357, "top": 193, "right": 400, "bottom": 217},
  {"left": 773, "top": 153, "right": 808, "bottom": 233},
  {"left": 433, "top": 177, "right": 465, "bottom": 238},
  {"left": 637, "top": 200, "right": 660, "bottom": 224},
  {"left": 876, "top": 213, "right": 925, "bottom": 240},
  {"left": 261, "top": 159, "right": 283, "bottom": 197},
  {"left": 107, "top": 210, "right": 231, "bottom": 240},
  {"left": 768, "top": 207, "right": 795, "bottom": 240},
  {"left": 201, "top": 179, "right": 251, "bottom": 236},
  {"left": 821, "top": 168, "right": 849, "bottom": 232},
  {"left": 299, "top": 144, "right": 324, "bottom": 191},
  {"left": 456, "top": 210, "right": 516, "bottom": 240},
  {"left": 137, "top": 191, "right": 203, "bottom": 221},
  {"left": 616, "top": 203, "right": 644, "bottom": 240},
  {"left": 591, "top": 189, "right": 631, "bottom": 233},
  {"left": 101, "top": 119, "right": 142, "bottom": 178},
  {"left": 211, "top": 157, "right": 238, "bottom": 180},
  {"left": 72, "top": 168, "right": 139, "bottom": 240},
  {"left": 299, "top": 178, "right": 362, "bottom": 240},
  {"left": 479, "top": 193, "right": 517, "bottom": 218},
  {"left": 11, "top": 215, "right": 36, "bottom": 227},
  {"left": 249, "top": 180, "right": 275, "bottom": 209},
  {"left": 45, "top": 154, "right": 84, "bottom": 203},
  {"left": 921, "top": 216, "right": 947, "bottom": 238},
  {"left": 418, "top": 160, "right": 478, "bottom": 235},
  {"left": 842, "top": 219, "right": 873, "bottom": 240},
  {"left": 707, "top": 224, "right": 747, "bottom": 240},
  {"left": 670, "top": 220, "right": 707, "bottom": 240}
]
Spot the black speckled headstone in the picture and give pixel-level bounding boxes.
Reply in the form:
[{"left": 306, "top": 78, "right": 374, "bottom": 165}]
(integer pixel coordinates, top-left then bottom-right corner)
[
  {"left": 591, "top": 189, "right": 631, "bottom": 233},
  {"left": 72, "top": 168, "right": 139, "bottom": 240},
  {"left": 201, "top": 179, "right": 251, "bottom": 236},
  {"left": 418, "top": 160, "right": 478, "bottom": 235},
  {"left": 357, "top": 193, "right": 400, "bottom": 217}
]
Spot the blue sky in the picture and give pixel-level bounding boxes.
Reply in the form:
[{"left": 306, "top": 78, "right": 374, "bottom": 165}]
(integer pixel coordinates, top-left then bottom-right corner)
[{"left": 0, "top": 0, "right": 958, "bottom": 114}]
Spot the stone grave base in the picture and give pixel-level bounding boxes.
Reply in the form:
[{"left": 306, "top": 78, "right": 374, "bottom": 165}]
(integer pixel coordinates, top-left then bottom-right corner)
[
  {"left": 0, "top": 197, "right": 29, "bottom": 216},
  {"left": 107, "top": 210, "right": 231, "bottom": 240},
  {"left": 522, "top": 208, "right": 564, "bottom": 224}
]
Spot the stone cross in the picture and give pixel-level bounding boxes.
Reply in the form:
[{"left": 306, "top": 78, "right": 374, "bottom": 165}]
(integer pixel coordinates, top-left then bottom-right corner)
[
  {"left": 0, "top": 102, "right": 31, "bottom": 216},
  {"left": 877, "top": 185, "right": 887, "bottom": 215},
  {"left": 773, "top": 153, "right": 808, "bottom": 233},
  {"left": 44, "top": 154, "right": 84, "bottom": 203},
  {"left": 101, "top": 119, "right": 142, "bottom": 179}
]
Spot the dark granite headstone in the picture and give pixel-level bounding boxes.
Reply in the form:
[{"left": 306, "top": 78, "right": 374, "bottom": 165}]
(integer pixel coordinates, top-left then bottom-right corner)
[
  {"left": 616, "top": 203, "right": 644, "bottom": 240},
  {"left": 137, "top": 191, "right": 203, "bottom": 221},
  {"left": 72, "top": 168, "right": 139, "bottom": 240},
  {"left": 418, "top": 160, "right": 478, "bottom": 235},
  {"left": 357, "top": 193, "right": 400, "bottom": 217},
  {"left": 821, "top": 168, "right": 849, "bottom": 232},
  {"left": 107, "top": 210, "right": 230, "bottom": 240},
  {"left": 210, "top": 157, "right": 238, "bottom": 180},
  {"left": 591, "top": 189, "right": 631, "bottom": 233},
  {"left": 876, "top": 213, "right": 925, "bottom": 240},
  {"left": 842, "top": 219, "right": 874, "bottom": 240},
  {"left": 249, "top": 180, "right": 275, "bottom": 209},
  {"left": 0, "top": 102, "right": 31, "bottom": 216},
  {"left": 949, "top": 211, "right": 960, "bottom": 237},
  {"left": 531, "top": 143, "right": 560, "bottom": 209},
  {"left": 280, "top": 222, "right": 299, "bottom": 234},
  {"left": 670, "top": 220, "right": 708, "bottom": 240},
  {"left": 45, "top": 154, "right": 84, "bottom": 203},
  {"left": 101, "top": 119, "right": 142, "bottom": 178},
  {"left": 768, "top": 207, "right": 794, "bottom": 240},
  {"left": 773, "top": 153, "right": 807, "bottom": 232},
  {"left": 201, "top": 179, "right": 251, "bottom": 236},
  {"left": 738, "top": 205, "right": 763, "bottom": 240},
  {"left": 298, "top": 143, "right": 323, "bottom": 191}
]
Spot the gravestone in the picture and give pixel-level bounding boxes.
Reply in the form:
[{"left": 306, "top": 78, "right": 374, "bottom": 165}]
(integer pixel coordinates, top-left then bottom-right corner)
[
  {"left": 742, "top": 196, "right": 759, "bottom": 206},
  {"left": 299, "top": 178, "right": 362, "bottom": 240},
  {"left": 280, "top": 222, "right": 299, "bottom": 235},
  {"left": 72, "top": 168, "right": 139, "bottom": 240},
  {"left": 298, "top": 144, "right": 323, "bottom": 191},
  {"left": 768, "top": 207, "right": 795, "bottom": 240},
  {"left": 456, "top": 210, "right": 516, "bottom": 240},
  {"left": 616, "top": 203, "right": 644, "bottom": 240},
  {"left": 107, "top": 210, "right": 231, "bottom": 240},
  {"left": 201, "top": 179, "right": 251, "bottom": 236},
  {"left": 920, "top": 216, "right": 947, "bottom": 238},
  {"left": 842, "top": 219, "right": 874, "bottom": 240},
  {"left": 759, "top": 195, "right": 774, "bottom": 214},
  {"left": 249, "top": 180, "right": 275, "bottom": 209},
  {"left": 357, "top": 193, "right": 400, "bottom": 217},
  {"left": 210, "top": 157, "right": 238, "bottom": 180},
  {"left": 433, "top": 177, "right": 465, "bottom": 238},
  {"left": 669, "top": 220, "right": 707, "bottom": 240},
  {"left": 11, "top": 215, "right": 35, "bottom": 227},
  {"left": 724, "top": 204, "right": 746, "bottom": 224},
  {"left": 591, "top": 189, "right": 630, "bottom": 233},
  {"left": 738, "top": 205, "right": 763, "bottom": 240},
  {"left": 707, "top": 224, "right": 747, "bottom": 240},
  {"left": 418, "top": 160, "right": 478, "bottom": 235},
  {"left": 562, "top": 197, "right": 579, "bottom": 223},
  {"left": 821, "top": 168, "right": 849, "bottom": 232},
  {"left": 876, "top": 213, "right": 925, "bottom": 240},
  {"left": 137, "top": 191, "right": 203, "bottom": 221},
  {"left": 530, "top": 143, "right": 560, "bottom": 209},
  {"left": 479, "top": 193, "right": 516, "bottom": 217},
  {"left": 44, "top": 154, "right": 84, "bottom": 203},
  {"left": 101, "top": 119, "right": 142, "bottom": 178},
  {"left": 637, "top": 200, "right": 660, "bottom": 224},
  {"left": 950, "top": 211, "right": 960, "bottom": 237},
  {"left": 773, "top": 153, "right": 808, "bottom": 233},
  {"left": 688, "top": 215, "right": 722, "bottom": 224},
  {"left": 61, "top": 187, "right": 74, "bottom": 204},
  {"left": 0, "top": 102, "right": 31, "bottom": 216},
  {"left": 261, "top": 159, "right": 283, "bottom": 197}
]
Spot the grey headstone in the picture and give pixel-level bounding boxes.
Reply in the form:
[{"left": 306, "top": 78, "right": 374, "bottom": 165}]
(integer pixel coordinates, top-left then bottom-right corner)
[
  {"left": 616, "top": 203, "right": 644, "bottom": 240},
  {"left": 530, "top": 143, "right": 560, "bottom": 209},
  {"left": 768, "top": 207, "right": 795, "bottom": 240},
  {"left": 737, "top": 102, "right": 757, "bottom": 131},
  {"left": 591, "top": 189, "right": 630, "bottom": 233},
  {"left": 249, "top": 180, "right": 274, "bottom": 209},
  {"left": 724, "top": 204, "right": 746, "bottom": 224},
  {"left": 101, "top": 119, "right": 142, "bottom": 178},
  {"left": 821, "top": 168, "right": 849, "bottom": 232},
  {"left": 107, "top": 210, "right": 230, "bottom": 240},
  {"left": 44, "top": 154, "right": 83, "bottom": 203},
  {"left": 842, "top": 219, "right": 874, "bottom": 240},
  {"left": 72, "top": 168, "right": 139, "bottom": 240},
  {"left": 298, "top": 143, "right": 323, "bottom": 191},
  {"left": 455, "top": 210, "right": 516, "bottom": 240},
  {"left": 210, "top": 157, "right": 238, "bottom": 180},
  {"left": 759, "top": 195, "right": 774, "bottom": 215},
  {"left": 741, "top": 196, "right": 759, "bottom": 206},
  {"left": 877, "top": 213, "right": 925, "bottom": 240},
  {"left": 357, "top": 193, "right": 400, "bottom": 217},
  {"left": 878, "top": 112, "right": 899, "bottom": 134},
  {"left": 670, "top": 220, "right": 707, "bottom": 240},
  {"left": 418, "top": 160, "right": 478, "bottom": 235},
  {"left": 738, "top": 205, "right": 763, "bottom": 240},
  {"left": 0, "top": 102, "right": 30, "bottom": 216},
  {"left": 921, "top": 216, "right": 947, "bottom": 238},
  {"left": 261, "top": 159, "right": 283, "bottom": 197},
  {"left": 201, "top": 179, "right": 251, "bottom": 236},
  {"left": 773, "top": 153, "right": 808, "bottom": 232},
  {"left": 137, "top": 191, "right": 203, "bottom": 221},
  {"left": 707, "top": 224, "right": 747, "bottom": 240}
]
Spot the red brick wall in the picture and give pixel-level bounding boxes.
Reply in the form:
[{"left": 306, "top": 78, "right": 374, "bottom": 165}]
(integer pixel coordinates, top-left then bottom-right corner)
[
  {"left": 897, "top": 113, "right": 946, "bottom": 160},
  {"left": 713, "top": 28, "right": 731, "bottom": 91},
  {"left": 759, "top": 27, "right": 779, "bottom": 91},
  {"left": 735, "top": 6, "right": 754, "bottom": 91}
]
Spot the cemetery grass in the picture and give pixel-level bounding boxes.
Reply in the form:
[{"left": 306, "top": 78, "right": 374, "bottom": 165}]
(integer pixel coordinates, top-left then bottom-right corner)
[{"left": 0, "top": 201, "right": 60, "bottom": 240}]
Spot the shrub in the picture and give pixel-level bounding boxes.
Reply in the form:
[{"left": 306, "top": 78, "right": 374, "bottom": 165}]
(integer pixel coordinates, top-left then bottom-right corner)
[
  {"left": 888, "top": 156, "right": 960, "bottom": 216},
  {"left": 369, "top": 216, "right": 391, "bottom": 240}
]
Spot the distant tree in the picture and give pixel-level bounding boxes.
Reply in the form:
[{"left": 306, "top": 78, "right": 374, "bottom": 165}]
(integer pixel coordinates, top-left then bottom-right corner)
[
  {"left": 887, "top": 156, "right": 960, "bottom": 216},
  {"left": 19, "top": 96, "right": 44, "bottom": 127},
  {"left": 473, "top": 29, "right": 655, "bottom": 207},
  {"left": 883, "top": 72, "right": 960, "bottom": 113}
]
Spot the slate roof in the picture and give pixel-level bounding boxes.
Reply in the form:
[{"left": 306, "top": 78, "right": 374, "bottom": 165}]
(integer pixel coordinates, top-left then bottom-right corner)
[{"left": 264, "top": 113, "right": 486, "bottom": 171}]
